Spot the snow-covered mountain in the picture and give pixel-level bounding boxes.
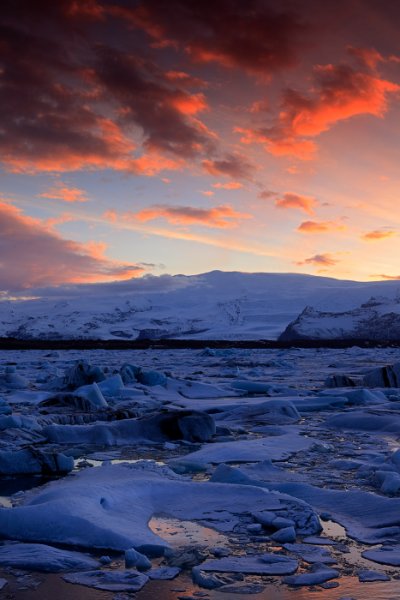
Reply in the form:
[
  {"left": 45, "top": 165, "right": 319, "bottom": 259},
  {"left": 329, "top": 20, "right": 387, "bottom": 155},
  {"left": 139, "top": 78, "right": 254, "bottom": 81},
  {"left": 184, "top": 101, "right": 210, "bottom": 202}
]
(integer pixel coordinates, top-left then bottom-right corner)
[
  {"left": 279, "top": 296, "right": 400, "bottom": 341},
  {"left": 2, "top": 271, "right": 400, "bottom": 340}
]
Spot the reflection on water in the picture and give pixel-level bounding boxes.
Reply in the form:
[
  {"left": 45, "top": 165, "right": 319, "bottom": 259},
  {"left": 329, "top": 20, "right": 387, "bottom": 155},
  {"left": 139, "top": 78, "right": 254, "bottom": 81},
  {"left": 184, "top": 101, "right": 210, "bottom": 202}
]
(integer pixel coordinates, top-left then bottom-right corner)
[{"left": 149, "top": 515, "right": 229, "bottom": 549}]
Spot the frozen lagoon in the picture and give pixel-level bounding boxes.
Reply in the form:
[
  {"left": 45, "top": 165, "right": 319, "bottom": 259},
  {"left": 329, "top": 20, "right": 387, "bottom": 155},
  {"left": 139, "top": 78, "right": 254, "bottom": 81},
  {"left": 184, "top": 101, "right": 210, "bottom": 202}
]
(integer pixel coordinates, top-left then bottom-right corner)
[{"left": 1, "top": 346, "right": 400, "bottom": 599}]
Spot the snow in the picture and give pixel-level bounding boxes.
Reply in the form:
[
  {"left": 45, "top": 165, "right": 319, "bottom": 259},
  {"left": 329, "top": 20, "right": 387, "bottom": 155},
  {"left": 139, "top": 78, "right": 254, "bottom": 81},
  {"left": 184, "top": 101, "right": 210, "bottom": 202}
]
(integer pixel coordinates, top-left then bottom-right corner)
[{"left": 2, "top": 271, "right": 400, "bottom": 340}]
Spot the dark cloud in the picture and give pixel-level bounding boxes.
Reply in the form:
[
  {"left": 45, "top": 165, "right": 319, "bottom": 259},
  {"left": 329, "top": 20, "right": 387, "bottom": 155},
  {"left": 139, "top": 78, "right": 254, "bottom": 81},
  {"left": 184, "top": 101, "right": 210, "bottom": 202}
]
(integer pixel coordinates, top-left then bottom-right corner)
[
  {"left": 117, "top": 0, "right": 310, "bottom": 76},
  {"left": 296, "top": 253, "right": 339, "bottom": 267},
  {"left": 0, "top": 0, "right": 217, "bottom": 174},
  {"left": 202, "top": 154, "right": 255, "bottom": 180}
]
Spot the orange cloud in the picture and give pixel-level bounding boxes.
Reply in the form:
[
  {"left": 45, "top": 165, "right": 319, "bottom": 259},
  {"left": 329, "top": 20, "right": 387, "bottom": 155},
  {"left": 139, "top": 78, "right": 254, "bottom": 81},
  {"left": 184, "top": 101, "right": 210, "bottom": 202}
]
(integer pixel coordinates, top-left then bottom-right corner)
[
  {"left": 212, "top": 182, "right": 243, "bottom": 190},
  {"left": 0, "top": 201, "right": 144, "bottom": 290},
  {"left": 237, "top": 52, "right": 400, "bottom": 160},
  {"left": 296, "top": 253, "right": 339, "bottom": 267},
  {"left": 170, "top": 92, "right": 208, "bottom": 115},
  {"left": 297, "top": 220, "right": 345, "bottom": 233},
  {"left": 362, "top": 229, "right": 396, "bottom": 241},
  {"left": 134, "top": 204, "right": 252, "bottom": 229},
  {"left": 275, "top": 192, "right": 317, "bottom": 215},
  {"left": 39, "top": 183, "right": 89, "bottom": 203},
  {"left": 200, "top": 190, "right": 215, "bottom": 196}
]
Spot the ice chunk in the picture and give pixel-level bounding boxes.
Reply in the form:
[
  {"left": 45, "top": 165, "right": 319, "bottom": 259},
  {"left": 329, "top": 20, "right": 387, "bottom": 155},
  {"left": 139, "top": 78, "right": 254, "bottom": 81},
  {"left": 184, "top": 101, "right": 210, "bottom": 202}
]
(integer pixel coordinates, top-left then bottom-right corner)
[
  {"left": 74, "top": 382, "right": 108, "bottom": 409},
  {"left": 0, "top": 448, "right": 73, "bottom": 475},
  {"left": 0, "top": 463, "right": 308, "bottom": 551},
  {"left": 0, "top": 542, "right": 100, "bottom": 572},
  {"left": 358, "top": 570, "right": 390, "bottom": 582},
  {"left": 170, "top": 431, "right": 313, "bottom": 470},
  {"left": 362, "top": 546, "right": 400, "bottom": 566},
  {"left": 283, "top": 565, "right": 339, "bottom": 586},
  {"left": 148, "top": 567, "right": 180, "bottom": 580},
  {"left": 45, "top": 410, "right": 215, "bottom": 445},
  {"left": 125, "top": 548, "right": 151, "bottom": 570},
  {"left": 98, "top": 374, "right": 124, "bottom": 395},
  {"left": 63, "top": 570, "right": 148, "bottom": 591},
  {"left": 283, "top": 543, "right": 336, "bottom": 564},
  {"left": 270, "top": 526, "right": 296, "bottom": 543},
  {"left": 62, "top": 360, "right": 105, "bottom": 390},
  {"left": 192, "top": 553, "right": 298, "bottom": 575},
  {"left": 364, "top": 362, "right": 400, "bottom": 387}
]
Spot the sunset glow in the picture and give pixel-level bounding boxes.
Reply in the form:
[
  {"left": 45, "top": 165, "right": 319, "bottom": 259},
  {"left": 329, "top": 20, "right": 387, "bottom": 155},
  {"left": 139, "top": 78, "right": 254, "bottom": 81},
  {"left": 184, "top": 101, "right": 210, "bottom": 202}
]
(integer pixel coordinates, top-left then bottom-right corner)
[{"left": 1, "top": 0, "right": 400, "bottom": 290}]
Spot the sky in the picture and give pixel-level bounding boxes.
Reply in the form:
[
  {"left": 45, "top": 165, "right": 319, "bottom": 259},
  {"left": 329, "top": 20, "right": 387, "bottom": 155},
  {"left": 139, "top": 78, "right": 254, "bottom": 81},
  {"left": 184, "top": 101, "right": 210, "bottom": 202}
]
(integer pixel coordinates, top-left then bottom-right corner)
[{"left": 1, "top": 0, "right": 400, "bottom": 292}]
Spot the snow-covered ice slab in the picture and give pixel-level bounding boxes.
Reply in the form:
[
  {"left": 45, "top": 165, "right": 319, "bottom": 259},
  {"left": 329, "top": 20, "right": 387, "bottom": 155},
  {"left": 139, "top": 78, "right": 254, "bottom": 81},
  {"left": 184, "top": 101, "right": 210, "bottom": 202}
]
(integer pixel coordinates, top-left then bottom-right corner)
[
  {"left": 283, "top": 566, "right": 339, "bottom": 586},
  {"left": 0, "top": 462, "right": 318, "bottom": 551},
  {"left": 193, "top": 553, "right": 298, "bottom": 575},
  {"left": 44, "top": 410, "right": 215, "bottom": 445},
  {"left": 211, "top": 466, "right": 400, "bottom": 544},
  {"left": 362, "top": 546, "right": 400, "bottom": 566},
  {"left": 283, "top": 543, "right": 336, "bottom": 564},
  {"left": 170, "top": 430, "right": 313, "bottom": 470},
  {"left": 0, "top": 542, "right": 100, "bottom": 572},
  {"left": 63, "top": 570, "right": 148, "bottom": 591}
]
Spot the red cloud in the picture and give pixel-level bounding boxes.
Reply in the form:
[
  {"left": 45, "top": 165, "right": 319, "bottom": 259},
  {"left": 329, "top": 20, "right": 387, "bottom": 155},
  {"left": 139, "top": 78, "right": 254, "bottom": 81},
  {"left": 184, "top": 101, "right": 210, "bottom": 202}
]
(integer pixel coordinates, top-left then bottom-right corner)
[
  {"left": 237, "top": 51, "right": 400, "bottom": 159},
  {"left": 275, "top": 192, "right": 317, "bottom": 215},
  {"left": 297, "top": 220, "right": 345, "bottom": 233},
  {"left": 133, "top": 204, "right": 252, "bottom": 229},
  {"left": 362, "top": 229, "right": 396, "bottom": 241},
  {"left": 39, "top": 183, "right": 89, "bottom": 203},
  {"left": 296, "top": 253, "right": 339, "bottom": 267},
  {"left": 0, "top": 201, "right": 143, "bottom": 290}
]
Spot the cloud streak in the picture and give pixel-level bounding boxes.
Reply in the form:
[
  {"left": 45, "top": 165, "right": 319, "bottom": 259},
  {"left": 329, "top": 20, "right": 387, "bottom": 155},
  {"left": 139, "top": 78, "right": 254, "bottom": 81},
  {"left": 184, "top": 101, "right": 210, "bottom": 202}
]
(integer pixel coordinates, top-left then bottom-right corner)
[
  {"left": 362, "top": 229, "right": 396, "bottom": 241},
  {"left": 133, "top": 204, "right": 252, "bottom": 229}
]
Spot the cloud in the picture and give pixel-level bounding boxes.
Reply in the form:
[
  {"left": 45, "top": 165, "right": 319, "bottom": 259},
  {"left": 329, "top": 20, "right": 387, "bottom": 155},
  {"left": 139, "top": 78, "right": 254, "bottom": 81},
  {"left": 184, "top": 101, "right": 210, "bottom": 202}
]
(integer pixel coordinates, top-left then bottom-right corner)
[
  {"left": 372, "top": 274, "right": 400, "bottom": 280},
  {"left": 115, "top": 0, "right": 310, "bottom": 76},
  {"left": 202, "top": 154, "right": 255, "bottom": 180},
  {"left": 212, "top": 182, "right": 243, "bottom": 190},
  {"left": 237, "top": 51, "right": 400, "bottom": 159},
  {"left": 297, "top": 220, "right": 345, "bottom": 233},
  {"left": 133, "top": 204, "right": 252, "bottom": 229},
  {"left": 0, "top": 201, "right": 143, "bottom": 291},
  {"left": 200, "top": 190, "right": 215, "bottom": 196},
  {"left": 362, "top": 229, "right": 396, "bottom": 241},
  {"left": 296, "top": 253, "right": 339, "bottom": 267},
  {"left": 258, "top": 190, "right": 277, "bottom": 199},
  {"left": 39, "top": 183, "right": 89, "bottom": 203},
  {"left": 0, "top": 2, "right": 219, "bottom": 175},
  {"left": 275, "top": 192, "right": 317, "bottom": 215}
]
